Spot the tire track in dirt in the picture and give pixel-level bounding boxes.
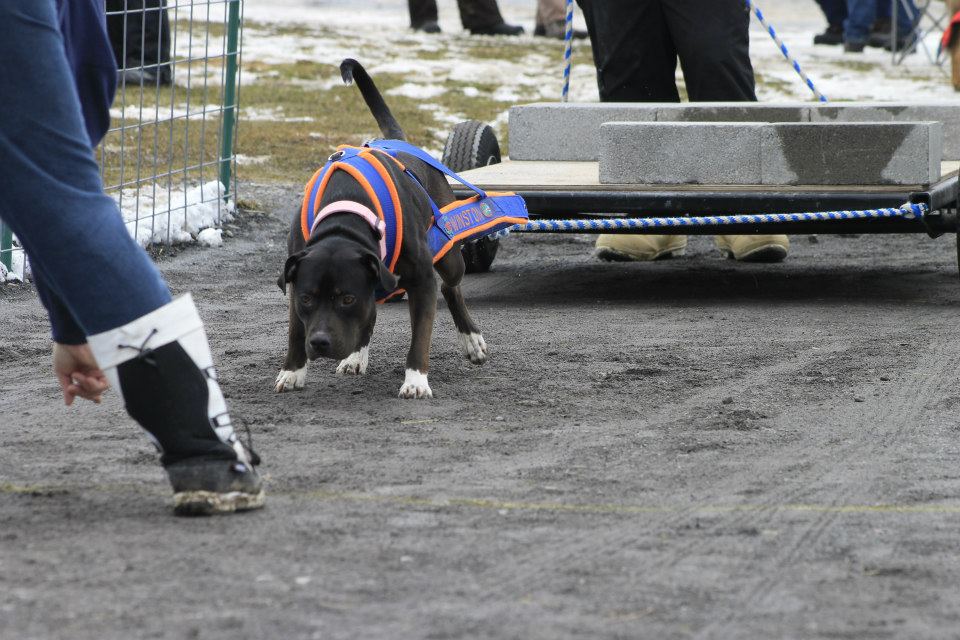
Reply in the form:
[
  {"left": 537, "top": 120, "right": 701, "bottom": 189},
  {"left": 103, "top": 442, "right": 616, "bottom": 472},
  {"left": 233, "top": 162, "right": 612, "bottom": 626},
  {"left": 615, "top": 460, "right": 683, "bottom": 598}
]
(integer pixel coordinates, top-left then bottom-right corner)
[{"left": 693, "top": 333, "right": 960, "bottom": 638}]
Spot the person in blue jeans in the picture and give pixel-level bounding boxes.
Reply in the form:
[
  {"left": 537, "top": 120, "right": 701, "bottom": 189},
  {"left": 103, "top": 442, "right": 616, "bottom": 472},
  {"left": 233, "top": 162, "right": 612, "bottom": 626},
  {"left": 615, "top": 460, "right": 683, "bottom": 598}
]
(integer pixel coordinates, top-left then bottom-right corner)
[
  {"left": 0, "top": 0, "right": 263, "bottom": 516},
  {"left": 844, "top": 0, "right": 919, "bottom": 52}
]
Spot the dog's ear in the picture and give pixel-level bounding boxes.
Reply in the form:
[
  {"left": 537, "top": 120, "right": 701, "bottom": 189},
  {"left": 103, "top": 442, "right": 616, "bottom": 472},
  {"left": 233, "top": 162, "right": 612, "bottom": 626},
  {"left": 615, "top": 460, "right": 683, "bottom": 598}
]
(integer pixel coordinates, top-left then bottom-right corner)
[
  {"left": 278, "top": 251, "right": 307, "bottom": 293},
  {"left": 362, "top": 252, "right": 398, "bottom": 292}
]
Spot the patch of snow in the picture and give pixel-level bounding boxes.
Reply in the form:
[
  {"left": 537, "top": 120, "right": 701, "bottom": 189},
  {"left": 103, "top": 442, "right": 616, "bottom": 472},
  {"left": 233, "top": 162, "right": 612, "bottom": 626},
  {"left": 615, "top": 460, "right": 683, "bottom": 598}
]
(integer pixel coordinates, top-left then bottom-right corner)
[
  {"left": 197, "top": 228, "right": 224, "bottom": 247},
  {"left": 115, "top": 180, "right": 234, "bottom": 247},
  {"left": 462, "top": 86, "right": 480, "bottom": 98},
  {"left": 236, "top": 154, "right": 271, "bottom": 165}
]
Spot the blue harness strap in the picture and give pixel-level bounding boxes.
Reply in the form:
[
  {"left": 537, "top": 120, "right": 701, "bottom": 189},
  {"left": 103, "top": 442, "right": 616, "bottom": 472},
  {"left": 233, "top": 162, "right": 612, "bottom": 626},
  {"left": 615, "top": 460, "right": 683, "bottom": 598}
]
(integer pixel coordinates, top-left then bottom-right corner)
[{"left": 364, "top": 139, "right": 529, "bottom": 262}]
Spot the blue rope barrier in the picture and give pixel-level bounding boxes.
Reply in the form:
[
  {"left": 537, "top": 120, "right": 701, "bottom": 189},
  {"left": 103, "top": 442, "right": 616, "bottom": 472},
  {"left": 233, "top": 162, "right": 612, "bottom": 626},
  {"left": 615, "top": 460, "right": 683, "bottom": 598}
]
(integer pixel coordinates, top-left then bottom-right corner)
[
  {"left": 482, "top": 203, "right": 927, "bottom": 239},
  {"left": 561, "top": 0, "right": 573, "bottom": 102},
  {"left": 744, "top": 0, "right": 828, "bottom": 102}
]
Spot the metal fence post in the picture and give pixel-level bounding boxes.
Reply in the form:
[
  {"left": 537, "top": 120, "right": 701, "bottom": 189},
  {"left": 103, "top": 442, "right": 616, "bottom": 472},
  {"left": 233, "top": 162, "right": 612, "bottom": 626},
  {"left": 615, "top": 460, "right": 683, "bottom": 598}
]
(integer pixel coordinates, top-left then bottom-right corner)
[
  {"left": 219, "top": 0, "right": 241, "bottom": 199},
  {"left": 0, "top": 219, "right": 12, "bottom": 272}
]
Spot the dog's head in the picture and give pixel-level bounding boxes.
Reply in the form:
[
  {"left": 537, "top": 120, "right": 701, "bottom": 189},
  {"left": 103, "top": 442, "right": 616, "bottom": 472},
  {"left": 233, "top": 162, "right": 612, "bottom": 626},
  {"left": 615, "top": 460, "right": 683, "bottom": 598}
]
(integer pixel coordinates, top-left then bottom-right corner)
[{"left": 279, "top": 239, "right": 397, "bottom": 361}]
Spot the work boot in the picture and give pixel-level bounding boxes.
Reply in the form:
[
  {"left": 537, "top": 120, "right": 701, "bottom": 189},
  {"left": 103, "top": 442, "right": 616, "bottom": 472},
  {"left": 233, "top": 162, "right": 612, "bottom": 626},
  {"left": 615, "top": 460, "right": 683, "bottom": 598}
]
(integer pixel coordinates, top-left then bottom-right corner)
[
  {"left": 813, "top": 24, "right": 844, "bottom": 45},
  {"left": 87, "top": 294, "right": 265, "bottom": 516},
  {"left": 868, "top": 17, "right": 892, "bottom": 47},
  {"left": 844, "top": 39, "right": 867, "bottom": 53},
  {"left": 715, "top": 234, "right": 789, "bottom": 262},
  {"left": 412, "top": 20, "right": 441, "bottom": 33},
  {"left": 469, "top": 22, "right": 524, "bottom": 36},
  {"left": 534, "top": 20, "right": 589, "bottom": 40},
  {"left": 594, "top": 234, "right": 687, "bottom": 262}
]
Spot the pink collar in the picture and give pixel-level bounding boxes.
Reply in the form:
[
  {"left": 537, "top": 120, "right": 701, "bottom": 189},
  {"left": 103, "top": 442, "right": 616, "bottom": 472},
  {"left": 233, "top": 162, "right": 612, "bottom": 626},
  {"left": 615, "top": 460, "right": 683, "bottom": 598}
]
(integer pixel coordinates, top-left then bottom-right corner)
[{"left": 311, "top": 200, "right": 387, "bottom": 261}]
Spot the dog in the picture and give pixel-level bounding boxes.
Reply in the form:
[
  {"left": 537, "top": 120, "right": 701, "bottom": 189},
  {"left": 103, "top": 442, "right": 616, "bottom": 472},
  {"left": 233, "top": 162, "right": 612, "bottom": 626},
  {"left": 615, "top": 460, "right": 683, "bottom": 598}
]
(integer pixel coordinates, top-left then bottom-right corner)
[{"left": 274, "top": 59, "right": 492, "bottom": 399}]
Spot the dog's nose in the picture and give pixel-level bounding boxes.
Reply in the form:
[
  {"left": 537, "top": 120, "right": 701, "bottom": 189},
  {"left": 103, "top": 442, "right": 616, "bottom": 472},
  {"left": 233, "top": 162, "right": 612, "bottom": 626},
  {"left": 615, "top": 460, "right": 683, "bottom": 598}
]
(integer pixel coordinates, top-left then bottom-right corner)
[{"left": 309, "top": 332, "right": 332, "bottom": 352}]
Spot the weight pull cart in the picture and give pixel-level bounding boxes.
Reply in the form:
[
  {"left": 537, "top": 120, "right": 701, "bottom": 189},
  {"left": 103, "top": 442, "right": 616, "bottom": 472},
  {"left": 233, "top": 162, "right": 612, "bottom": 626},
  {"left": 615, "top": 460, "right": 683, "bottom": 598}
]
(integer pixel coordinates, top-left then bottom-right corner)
[{"left": 441, "top": 121, "right": 960, "bottom": 276}]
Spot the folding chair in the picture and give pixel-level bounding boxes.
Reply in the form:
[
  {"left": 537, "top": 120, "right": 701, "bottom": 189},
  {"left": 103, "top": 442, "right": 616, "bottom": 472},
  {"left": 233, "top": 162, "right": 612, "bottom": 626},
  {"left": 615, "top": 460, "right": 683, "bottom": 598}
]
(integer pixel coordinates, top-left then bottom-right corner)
[{"left": 890, "top": 0, "right": 951, "bottom": 70}]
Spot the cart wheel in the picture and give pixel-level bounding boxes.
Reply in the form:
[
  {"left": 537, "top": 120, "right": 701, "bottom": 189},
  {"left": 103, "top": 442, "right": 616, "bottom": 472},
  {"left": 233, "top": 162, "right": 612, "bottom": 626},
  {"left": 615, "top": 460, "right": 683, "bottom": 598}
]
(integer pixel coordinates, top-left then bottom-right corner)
[{"left": 442, "top": 120, "right": 501, "bottom": 273}]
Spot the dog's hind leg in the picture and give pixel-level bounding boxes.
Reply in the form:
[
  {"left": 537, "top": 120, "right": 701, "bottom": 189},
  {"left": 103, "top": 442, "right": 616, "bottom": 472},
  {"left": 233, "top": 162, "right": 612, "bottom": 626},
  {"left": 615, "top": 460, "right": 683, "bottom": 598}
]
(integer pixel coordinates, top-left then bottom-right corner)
[
  {"left": 436, "top": 250, "right": 487, "bottom": 365},
  {"left": 275, "top": 288, "right": 308, "bottom": 392}
]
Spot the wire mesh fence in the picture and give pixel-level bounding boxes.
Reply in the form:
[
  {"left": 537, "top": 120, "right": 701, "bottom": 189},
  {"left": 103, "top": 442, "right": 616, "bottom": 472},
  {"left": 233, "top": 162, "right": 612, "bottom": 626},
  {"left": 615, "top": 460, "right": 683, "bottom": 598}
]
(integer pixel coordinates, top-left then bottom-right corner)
[{"left": 0, "top": 0, "right": 243, "bottom": 282}]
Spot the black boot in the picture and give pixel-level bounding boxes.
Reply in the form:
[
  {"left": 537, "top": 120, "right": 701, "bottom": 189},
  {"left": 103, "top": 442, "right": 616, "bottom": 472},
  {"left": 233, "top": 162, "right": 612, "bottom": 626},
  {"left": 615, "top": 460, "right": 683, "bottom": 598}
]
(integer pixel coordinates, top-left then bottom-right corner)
[
  {"left": 88, "top": 295, "right": 265, "bottom": 516},
  {"left": 813, "top": 23, "right": 843, "bottom": 45}
]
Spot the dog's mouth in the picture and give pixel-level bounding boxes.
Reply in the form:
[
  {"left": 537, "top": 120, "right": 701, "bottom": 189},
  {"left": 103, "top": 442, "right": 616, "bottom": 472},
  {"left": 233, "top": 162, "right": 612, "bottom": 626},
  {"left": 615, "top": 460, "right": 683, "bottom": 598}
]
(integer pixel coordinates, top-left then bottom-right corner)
[{"left": 306, "top": 343, "right": 352, "bottom": 362}]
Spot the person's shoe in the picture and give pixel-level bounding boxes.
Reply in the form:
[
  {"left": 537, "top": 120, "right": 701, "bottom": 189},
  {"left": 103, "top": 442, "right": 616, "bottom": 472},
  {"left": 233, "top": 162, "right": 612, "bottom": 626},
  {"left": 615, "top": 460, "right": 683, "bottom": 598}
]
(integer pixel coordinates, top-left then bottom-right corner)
[
  {"left": 469, "top": 22, "right": 524, "bottom": 36},
  {"left": 843, "top": 39, "right": 867, "bottom": 53},
  {"left": 412, "top": 20, "right": 441, "bottom": 33},
  {"left": 813, "top": 24, "right": 844, "bottom": 46},
  {"left": 534, "top": 20, "right": 589, "bottom": 39},
  {"left": 883, "top": 34, "right": 918, "bottom": 53},
  {"left": 715, "top": 234, "right": 789, "bottom": 262},
  {"left": 594, "top": 234, "right": 687, "bottom": 262},
  {"left": 867, "top": 17, "right": 892, "bottom": 47},
  {"left": 87, "top": 294, "right": 266, "bottom": 516},
  {"left": 166, "top": 458, "right": 265, "bottom": 516}
]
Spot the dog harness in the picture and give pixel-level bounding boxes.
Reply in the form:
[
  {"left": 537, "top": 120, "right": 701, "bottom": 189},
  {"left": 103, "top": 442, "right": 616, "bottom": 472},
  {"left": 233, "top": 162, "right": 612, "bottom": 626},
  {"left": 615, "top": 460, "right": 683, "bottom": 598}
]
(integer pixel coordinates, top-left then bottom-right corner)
[{"left": 300, "top": 139, "right": 528, "bottom": 300}]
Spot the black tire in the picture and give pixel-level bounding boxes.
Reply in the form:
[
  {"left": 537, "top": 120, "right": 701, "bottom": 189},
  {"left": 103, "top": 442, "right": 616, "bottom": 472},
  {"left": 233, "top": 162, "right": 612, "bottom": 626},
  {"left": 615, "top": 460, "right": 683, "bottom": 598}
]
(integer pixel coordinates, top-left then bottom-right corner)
[{"left": 442, "top": 120, "right": 501, "bottom": 273}]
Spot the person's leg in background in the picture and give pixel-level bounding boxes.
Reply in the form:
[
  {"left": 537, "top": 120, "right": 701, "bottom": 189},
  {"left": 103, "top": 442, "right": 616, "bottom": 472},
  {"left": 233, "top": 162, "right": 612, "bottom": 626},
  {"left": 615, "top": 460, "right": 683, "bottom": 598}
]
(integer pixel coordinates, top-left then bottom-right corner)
[
  {"left": 407, "top": 0, "right": 441, "bottom": 33},
  {"left": 105, "top": 0, "right": 172, "bottom": 85},
  {"left": 665, "top": 0, "right": 787, "bottom": 261},
  {"left": 534, "top": 0, "right": 587, "bottom": 39},
  {"left": 577, "top": 0, "right": 687, "bottom": 261},
  {"left": 872, "top": 0, "right": 921, "bottom": 50},
  {"left": 0, "top": 0, "right": 262, "bottom": 515},
  {"left": 457, "top": 0, "right": 524, "bottom": 35},
  {"left": 813, "top": 0, "right": 848, "bottom": 45},
  {"left": 844, "top": 0, "right": 878, "bottom": 51}
]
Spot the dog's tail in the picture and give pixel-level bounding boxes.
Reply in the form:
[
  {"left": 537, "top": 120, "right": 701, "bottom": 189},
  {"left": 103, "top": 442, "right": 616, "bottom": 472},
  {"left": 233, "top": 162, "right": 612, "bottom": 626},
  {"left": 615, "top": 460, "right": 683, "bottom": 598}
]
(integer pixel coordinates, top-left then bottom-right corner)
[{"left": 340, "top": 58, "right": 406, "bottom": 141}]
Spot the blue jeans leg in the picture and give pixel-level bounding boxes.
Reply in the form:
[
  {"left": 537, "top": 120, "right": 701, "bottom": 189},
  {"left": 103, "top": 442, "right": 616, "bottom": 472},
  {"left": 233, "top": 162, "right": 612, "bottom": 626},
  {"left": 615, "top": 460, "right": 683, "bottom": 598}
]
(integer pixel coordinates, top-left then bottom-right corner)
[
  {"left": 0, "top": 0, "right": 172, "bottom": 343},
  {"left": 845, "top": 0, "right": 877, "bottom": 42}
]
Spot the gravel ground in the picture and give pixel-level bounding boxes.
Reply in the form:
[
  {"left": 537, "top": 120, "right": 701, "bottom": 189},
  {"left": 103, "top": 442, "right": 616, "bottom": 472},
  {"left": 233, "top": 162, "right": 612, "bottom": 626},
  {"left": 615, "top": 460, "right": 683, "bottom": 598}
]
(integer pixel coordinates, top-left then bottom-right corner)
[{"left": 4, "top": 181, "right": 960, "bottom": 639}]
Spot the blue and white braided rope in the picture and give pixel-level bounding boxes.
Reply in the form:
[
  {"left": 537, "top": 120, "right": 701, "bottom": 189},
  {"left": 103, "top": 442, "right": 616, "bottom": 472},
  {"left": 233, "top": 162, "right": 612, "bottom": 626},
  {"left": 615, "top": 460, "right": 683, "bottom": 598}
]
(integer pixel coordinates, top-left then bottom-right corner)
[
  {"left": 482, "top": 203, "right": 926, "bottom": 239},
  {"left": 561, "top": 0, "right": 574, "bottom": 102},
  {"left": 744, "top": 0, "right": 827, "bottom": 102}
]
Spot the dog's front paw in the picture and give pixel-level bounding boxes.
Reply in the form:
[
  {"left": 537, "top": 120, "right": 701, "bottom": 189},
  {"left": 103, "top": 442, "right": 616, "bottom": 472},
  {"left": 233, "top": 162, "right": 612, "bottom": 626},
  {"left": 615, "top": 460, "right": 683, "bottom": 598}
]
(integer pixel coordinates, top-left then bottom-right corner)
[
  {"left": 275, "top": 367, "right": 306, "bottom": 392},
  {"left": 458, "top": 332, "right": 488, "bottom": 365},
  {"left": 336, "top": 346, "right": 369, "bottom": 376},
  {"left": 398, "top": 369, "right": 433, "bottom": 399}
]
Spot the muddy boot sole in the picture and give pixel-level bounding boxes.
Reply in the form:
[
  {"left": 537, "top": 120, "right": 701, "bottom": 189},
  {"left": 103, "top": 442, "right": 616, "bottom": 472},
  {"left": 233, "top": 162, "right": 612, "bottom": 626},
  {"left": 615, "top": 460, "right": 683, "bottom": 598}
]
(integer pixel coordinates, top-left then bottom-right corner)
[{"left": 173, "top": 489, "right": 266, "bottom": 516}]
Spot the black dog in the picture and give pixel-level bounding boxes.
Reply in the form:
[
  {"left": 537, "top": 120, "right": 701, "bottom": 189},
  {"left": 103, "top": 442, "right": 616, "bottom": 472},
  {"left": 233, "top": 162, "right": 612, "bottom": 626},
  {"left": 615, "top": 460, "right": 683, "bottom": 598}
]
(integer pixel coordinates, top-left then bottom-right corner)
[{"left": 275, "top": 59, "right": 488, "bottom": 399}]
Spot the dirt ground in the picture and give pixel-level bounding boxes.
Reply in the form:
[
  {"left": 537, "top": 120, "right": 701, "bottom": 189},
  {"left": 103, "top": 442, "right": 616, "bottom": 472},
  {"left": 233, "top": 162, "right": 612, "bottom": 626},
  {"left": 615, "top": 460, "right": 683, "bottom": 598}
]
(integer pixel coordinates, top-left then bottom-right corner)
[{"left": 4, "top": 183, "right": 960, "bottom": 639}]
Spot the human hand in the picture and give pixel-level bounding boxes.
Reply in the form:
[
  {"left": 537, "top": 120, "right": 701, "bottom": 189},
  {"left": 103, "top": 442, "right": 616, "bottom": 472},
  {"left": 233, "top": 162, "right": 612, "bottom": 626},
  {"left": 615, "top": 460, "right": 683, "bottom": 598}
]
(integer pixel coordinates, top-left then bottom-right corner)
[{"left": 53, "top": 342, "right": 109, "bottom": 406}]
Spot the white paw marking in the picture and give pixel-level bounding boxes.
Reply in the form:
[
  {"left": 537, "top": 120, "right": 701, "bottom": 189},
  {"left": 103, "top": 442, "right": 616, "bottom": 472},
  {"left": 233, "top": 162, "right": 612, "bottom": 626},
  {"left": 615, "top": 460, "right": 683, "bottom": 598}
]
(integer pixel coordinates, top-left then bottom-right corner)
[
  {"left": 274, "top": 367, "right": 306, "bottom": 392},
  {"left": 398, "top": 369, "right": 433, "bottom": 399},
  {"left": 336, "top": 346, "right": 369, "bottom": 375},
  {"left": 458, "top": 332, "right": 488, "bottom": 365}
]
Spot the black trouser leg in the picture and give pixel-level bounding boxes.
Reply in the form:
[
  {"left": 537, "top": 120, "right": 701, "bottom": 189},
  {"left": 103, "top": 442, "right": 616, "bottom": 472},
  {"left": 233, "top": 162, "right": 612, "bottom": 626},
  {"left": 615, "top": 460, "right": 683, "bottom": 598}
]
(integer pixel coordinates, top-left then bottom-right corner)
[
  {"left": 663, "top": 0, "right": 756, "bottom": 102},
  {"left": 577, "top": 0, "right": 680, "bottom": 102},
  {"left": 105, "top": 0, "right": 170, "bottom": 78},
  {"left": 408, "top": 0, "right": 438, "bottom": 28},
  {"left": 456, "top": 0, "right": 505, "bottom": 30}
]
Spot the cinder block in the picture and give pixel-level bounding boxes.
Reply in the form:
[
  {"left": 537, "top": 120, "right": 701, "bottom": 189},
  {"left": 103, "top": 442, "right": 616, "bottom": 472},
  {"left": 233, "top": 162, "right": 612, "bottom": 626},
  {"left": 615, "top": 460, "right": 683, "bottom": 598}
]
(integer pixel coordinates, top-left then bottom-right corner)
[
  {"left": 508, "top": 103, "right": 656, "bottom": 161},
  {"left": 508, "top": 101, "right": 960, "bottom": 161},
  {"left": 809, "top": 103, "right": 960, "bottom": 160},
  {"left": 599, "top": 122, "right": 763, "bottom": 185},
  {"left": 760, "top": 122, "right": 942, "bottom": 186}
]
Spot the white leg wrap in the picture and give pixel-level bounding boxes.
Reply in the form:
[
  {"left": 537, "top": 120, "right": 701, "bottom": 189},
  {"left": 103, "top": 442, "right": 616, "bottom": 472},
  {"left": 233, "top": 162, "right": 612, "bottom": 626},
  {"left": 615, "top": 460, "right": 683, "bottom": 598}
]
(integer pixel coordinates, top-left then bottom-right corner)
[{"left": 87, "top": 294, "right": 249, "bottom": 464}]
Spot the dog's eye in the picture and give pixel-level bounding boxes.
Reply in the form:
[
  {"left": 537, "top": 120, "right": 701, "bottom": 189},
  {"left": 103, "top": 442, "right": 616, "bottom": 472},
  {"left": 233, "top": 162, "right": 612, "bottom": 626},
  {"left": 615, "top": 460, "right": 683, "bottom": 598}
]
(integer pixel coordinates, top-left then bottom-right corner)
[
  {"left": 299, "top": 294, "right": 312, "bottom": 305},
  {"left": 341, "top": 294, "right": 356, "bottom": 306}
]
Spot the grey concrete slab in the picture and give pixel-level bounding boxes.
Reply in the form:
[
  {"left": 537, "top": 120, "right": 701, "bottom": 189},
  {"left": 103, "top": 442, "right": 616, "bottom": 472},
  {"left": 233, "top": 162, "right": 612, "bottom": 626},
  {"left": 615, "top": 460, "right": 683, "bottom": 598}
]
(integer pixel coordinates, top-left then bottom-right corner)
[
  {"left": 508, "top": 103, "right": 656, "bottom": 162},
  {"left": 509, "top": 102, "right": 960, "bottom": 161},
  {"left": 599, "top": 122, "right": 763, "bottom": 185},
  {"left": 599, "top": 121, "right": 941, "bottom": 186},
  {"left": 761, "top": 122, "right": 942, "bottom": 186}
]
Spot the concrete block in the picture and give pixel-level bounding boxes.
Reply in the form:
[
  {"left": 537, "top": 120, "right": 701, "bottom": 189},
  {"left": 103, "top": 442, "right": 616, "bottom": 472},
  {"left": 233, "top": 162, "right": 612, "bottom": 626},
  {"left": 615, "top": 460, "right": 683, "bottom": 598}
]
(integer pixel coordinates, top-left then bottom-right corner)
[
  {"left": 599, "top": 122, "right": 763, "bottom": 185},
  {"left": 599, "top": 121, "right": 941, "bottom": 185},
  {"left": 809, "top": 103, "right": 960, "bottom": 160},
  {"left": 508, "top": 101, "right": 960, "bottom": 161},
  {"left": 508, "top": 103, "right": 655, "bottom": 161},
  {"left": 760, "top": 122, "right": 942, "bottom": 186}
]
